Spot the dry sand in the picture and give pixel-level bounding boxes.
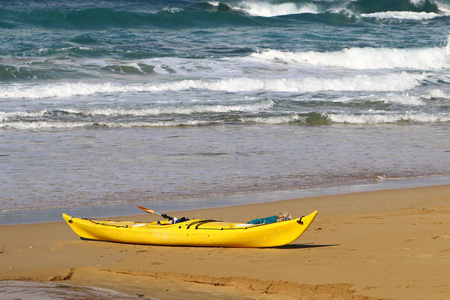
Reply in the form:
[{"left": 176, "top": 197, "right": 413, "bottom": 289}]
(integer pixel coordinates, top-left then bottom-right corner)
[{"left": 0, "top": 185, "right": 449, "bottom": 299}]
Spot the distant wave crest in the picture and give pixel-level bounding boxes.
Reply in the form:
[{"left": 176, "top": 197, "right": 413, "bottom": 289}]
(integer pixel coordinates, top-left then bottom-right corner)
[
  {"left": 226, "top": 0, "right": 449, "bottom": 19},
  {"left": 229, "top": 0, "right": 320, "bottom": 17},
  {"left": 1, "top": 0, "right": 448, "bottom": 31}
]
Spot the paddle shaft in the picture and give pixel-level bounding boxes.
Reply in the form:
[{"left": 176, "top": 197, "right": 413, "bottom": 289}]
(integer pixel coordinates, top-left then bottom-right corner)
[{"left": 135, "top": 205, "right": 174, "bottom": 220}]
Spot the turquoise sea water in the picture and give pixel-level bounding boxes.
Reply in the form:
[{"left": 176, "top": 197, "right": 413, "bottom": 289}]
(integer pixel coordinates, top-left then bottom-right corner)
[{"left": 0, "top": 0, "right": 449, "bottom": 220}]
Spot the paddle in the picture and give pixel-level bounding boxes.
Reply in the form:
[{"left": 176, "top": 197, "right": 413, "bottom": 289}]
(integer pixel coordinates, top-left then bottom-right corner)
[{"left": 135, "top": 204, "right": 174, "bottom": 220}]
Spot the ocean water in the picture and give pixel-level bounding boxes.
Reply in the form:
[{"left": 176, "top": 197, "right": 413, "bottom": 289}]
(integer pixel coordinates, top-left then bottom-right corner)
[{"left": 1, "top": 0, "right": 449, "bottom": 220}]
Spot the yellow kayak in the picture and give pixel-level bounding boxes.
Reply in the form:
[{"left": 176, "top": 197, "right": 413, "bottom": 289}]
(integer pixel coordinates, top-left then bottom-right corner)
[{"left": 62, "top": 211, "right": 318, "bottom": 248}]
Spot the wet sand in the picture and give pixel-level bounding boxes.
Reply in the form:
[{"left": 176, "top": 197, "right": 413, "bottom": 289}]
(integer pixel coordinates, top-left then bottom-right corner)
[{"left": 1, "top": 185, "right": 449, "bottom": 299}]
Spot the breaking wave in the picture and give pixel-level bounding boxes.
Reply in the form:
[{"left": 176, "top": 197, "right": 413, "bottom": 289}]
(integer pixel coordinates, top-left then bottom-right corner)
[
  {"left": 0, "top": 72, "right": 425, "bottom": 100},
  {"left": 251, "top": 46, "right": 450, "bottom": 70},
  {"left": 328, "top": 113, "right": 450, "bottom": 124},
  {"left": 361, "top": 11, "right": 442, "bottom": 20},
  {"left": 228, "top": 0, "right": 449, "bottom": 19},
  {"left": 2, "top": 111, "right": 448, "bottom": 129},
  {"left": 229, "top": 0, "right": 320, "bottom": 17}
]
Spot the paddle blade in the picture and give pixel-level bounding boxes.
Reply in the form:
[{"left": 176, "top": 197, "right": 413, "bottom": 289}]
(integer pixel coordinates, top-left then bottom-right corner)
[{"left": 136, "top": 204, "right": 157, "bottom": 215}]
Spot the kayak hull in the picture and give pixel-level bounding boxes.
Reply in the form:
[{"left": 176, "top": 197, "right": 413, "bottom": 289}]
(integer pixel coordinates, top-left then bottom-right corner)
[{"left": 62, "top": 211, "right": 318, "bottom": 248}]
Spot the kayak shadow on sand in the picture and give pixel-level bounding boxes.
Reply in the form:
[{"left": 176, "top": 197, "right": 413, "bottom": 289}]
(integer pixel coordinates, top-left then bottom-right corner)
[{"left": 276, "top": 243, "right": 339, "bottom": 249}]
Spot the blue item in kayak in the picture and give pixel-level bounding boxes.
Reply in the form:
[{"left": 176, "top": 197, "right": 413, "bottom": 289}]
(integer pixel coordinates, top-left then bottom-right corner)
[{"left": 247, "top": 215, "right": 277, "bottom": 225}]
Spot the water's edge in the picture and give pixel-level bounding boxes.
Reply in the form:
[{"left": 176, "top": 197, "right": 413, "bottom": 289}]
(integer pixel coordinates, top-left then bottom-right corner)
[{"left": 2, "top": 175, "right": 448, "bottom": 225}]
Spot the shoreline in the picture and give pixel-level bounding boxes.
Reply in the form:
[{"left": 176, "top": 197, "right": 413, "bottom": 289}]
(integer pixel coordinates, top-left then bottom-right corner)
[
  {"left": 1, "top": 184, "right": 449, "bottom": 299},
  {"left": 1, "top": 175, "right": 449, "bottom": 225}
]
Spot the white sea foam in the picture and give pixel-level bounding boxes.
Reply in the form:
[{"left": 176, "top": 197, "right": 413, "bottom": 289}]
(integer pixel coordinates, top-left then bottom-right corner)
[
  {"left": 232, "top": 0, "right": 319, "bottom": 17},
  {"left": 62, "top": 100, "right": 273, "bottom": 117},
  {"left": 0, "top": 110, "right": 48, "bottom": 122},
  {"left": 231, "top": 0, "right": 450, "bottom": 18},
  {"left": 327, "top": 93, "right": 428, "bottom": 106},
  {"left": 244, "top": 112, "right": 450, "bottom": 125},
  {"left": 208, "top": 1, "right": 220, "bottom": 7},
  {"left": 0, "top": 120, "right": 208, "bottom": 130},
  {"left": 361, "top": 11, "right": 442, "bottom": 20},
  {"left": 1, "top": 110, "right": 448, "bottom": 134},
  {"left": 162, "top": 7, "right": 183, "bottom": 13},
  {"left": 215, "top": 72, "right": 422, "bottom": 92},
  {"left": 420, "top": 88, "right": 450, "bottom": 99},
  {"left": 0, "top": 110, "right": 48, "bottom": 118},
  {"left": 0, "top": 121, "right": 92, "bottom": 130},
  {"left": 380, "top": 94, "right": 425, "bottom": 106},
  {"left": 251, "top": 47, "right": 449, "bottom": 70},
  {"left": 410, "top": 0, "right": 425, "bottom": 5},
  {"left": 0, "top": 72, "right": 424, "bottom": 99},
  {"left": 447, "top": 35, "right": 450, "bottom": 55},
  {"left": 168, "top": 72, "right": 422, "bottom": 92},
  {"left": 328, "top": 113, "right": 450, "bottom": 124},
  {"left": 240, "top": 114, "right": 301, "bottom": 124},
  {"left": 0, "top": 82, "right": 122, "bottom": 99},
  {"left": 0, "top": 281, "right": 138, "bottom": 300}
]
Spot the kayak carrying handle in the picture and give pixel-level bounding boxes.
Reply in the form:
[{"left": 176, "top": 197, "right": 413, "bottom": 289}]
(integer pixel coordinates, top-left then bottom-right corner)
[{"left": 297, "top": 217, "right": 304, "bottom": 225}]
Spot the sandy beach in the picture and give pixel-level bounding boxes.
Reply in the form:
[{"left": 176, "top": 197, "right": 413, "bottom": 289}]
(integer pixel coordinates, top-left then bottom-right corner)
[{"left": 0, "top": 185, "right": 449, "bottom": 299}]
